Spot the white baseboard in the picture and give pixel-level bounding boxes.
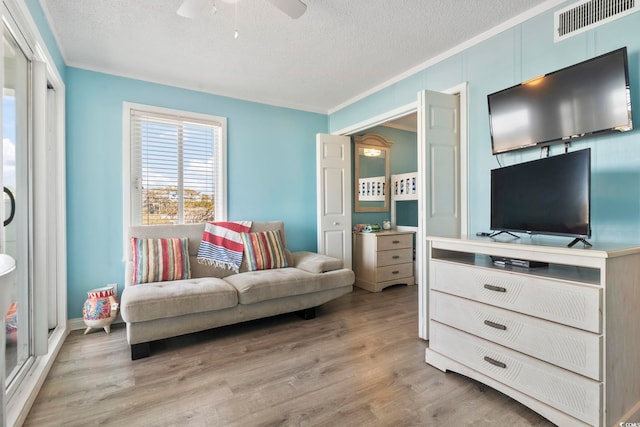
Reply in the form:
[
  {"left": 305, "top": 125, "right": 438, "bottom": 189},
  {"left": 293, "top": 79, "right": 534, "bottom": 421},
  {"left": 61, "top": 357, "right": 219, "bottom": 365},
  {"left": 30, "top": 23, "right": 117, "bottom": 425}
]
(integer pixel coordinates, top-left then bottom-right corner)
[
  {"left": 67, "top": 317, "right": 86, "bottom": 331},
  {"left": 68, "top": 316, "right": 124, "bottom": 331}
]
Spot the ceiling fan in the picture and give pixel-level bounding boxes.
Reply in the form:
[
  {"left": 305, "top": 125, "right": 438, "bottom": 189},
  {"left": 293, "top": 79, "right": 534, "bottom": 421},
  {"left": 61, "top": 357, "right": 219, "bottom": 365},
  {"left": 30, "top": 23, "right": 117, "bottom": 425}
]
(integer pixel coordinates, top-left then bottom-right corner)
[{"left": 177, "top": 0, "right": 307, "bottom": 20}]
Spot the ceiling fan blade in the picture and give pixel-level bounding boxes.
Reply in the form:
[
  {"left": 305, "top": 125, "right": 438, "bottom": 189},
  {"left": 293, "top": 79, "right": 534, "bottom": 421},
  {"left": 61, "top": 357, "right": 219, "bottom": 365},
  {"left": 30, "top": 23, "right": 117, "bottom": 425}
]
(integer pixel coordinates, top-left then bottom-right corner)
[
  {"left": 267, "top": 0, "right": 307, "bottom": 19},
  {"left": 177, "top": 0, "right": 210, "bottom": 19}
]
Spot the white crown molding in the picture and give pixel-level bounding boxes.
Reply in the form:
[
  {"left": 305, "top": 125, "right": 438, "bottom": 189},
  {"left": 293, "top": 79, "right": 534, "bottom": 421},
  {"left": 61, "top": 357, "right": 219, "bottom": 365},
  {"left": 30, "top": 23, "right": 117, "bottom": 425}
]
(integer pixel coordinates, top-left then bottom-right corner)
[
  {"left": 38, "top": 0, "right": 328, "bottom": 113},
  {"left": 327, "top": 0, "right": 567, "bottom": 115},
  {"left": 37, "top": 0, "right": 567, "bottom": 116},
  {"left": 65, "top": 59, "right": 328, "bottom": 114},
  {"left": 37, "top": 0, "right": 70, "bottom": 66}
]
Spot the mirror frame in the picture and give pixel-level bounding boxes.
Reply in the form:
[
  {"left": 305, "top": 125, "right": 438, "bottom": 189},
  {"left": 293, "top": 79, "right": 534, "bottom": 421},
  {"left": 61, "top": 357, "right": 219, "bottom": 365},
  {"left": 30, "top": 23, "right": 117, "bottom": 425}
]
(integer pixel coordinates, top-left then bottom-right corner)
[{"left": 353, "top": 133, "right": 393, "bottom": 213}]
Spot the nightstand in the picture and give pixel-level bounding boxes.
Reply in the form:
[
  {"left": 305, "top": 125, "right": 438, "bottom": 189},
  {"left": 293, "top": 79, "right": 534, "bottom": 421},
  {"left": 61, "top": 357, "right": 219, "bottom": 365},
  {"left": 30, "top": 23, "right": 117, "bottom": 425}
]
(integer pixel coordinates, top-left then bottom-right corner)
[{"left": 353, "top": 230, "right": 415, "bottom": 292}]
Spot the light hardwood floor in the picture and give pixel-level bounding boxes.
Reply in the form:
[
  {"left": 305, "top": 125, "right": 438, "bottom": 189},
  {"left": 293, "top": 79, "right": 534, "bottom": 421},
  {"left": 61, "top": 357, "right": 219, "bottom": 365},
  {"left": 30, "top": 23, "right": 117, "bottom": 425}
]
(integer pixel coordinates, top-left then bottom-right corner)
[{"left": 24, "top": 285, "right": 554, "bottom": 426}]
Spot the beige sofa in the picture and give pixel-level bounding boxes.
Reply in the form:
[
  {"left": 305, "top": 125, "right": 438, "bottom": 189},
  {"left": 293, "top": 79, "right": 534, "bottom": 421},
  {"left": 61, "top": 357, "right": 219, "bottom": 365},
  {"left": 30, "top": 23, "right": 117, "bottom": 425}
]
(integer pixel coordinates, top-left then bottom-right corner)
[{"left": 121, "top": 221, "right": 354, "bottom": 359}]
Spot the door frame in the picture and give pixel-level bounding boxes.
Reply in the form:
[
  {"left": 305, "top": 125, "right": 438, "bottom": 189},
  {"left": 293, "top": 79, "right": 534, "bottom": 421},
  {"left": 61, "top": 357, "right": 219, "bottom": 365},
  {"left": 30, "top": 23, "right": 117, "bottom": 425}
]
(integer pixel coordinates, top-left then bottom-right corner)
[
  {"left": 332, "top": 83, "right": 469, "bottom": 288},
  {"left": 2, "top": 0, "right": 68, "bottom": 425}
]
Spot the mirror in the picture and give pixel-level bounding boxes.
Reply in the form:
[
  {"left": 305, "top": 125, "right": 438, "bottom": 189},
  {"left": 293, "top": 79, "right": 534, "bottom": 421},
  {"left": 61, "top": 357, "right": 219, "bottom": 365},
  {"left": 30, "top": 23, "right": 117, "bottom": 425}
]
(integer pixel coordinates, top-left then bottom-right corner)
[{"left": 354, "top": 133, "right": 392, "bottom": 212}]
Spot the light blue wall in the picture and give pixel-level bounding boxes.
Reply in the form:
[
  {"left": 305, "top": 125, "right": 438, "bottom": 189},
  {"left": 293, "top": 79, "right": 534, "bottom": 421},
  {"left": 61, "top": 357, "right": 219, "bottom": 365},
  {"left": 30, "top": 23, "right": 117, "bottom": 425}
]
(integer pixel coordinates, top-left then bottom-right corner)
[
  {"left": 65, "top": 68, "right": 327, "bottom": 317},
  {"left": 331, "top": 3, "right": 640, "bottom": 244},
  {"left": 26, "top": 0, "right": 640, "bottom": 318}
]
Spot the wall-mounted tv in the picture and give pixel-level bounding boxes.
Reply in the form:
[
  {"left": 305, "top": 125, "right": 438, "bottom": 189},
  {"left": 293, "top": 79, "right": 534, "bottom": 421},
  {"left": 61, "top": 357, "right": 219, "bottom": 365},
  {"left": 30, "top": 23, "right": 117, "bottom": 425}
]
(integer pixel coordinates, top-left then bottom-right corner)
[
  {"left": 488, "top": 47, "right": 632, "bottom": 155},
  {"left": 490, "top": 148, "right": 591, "bottom": 247}
]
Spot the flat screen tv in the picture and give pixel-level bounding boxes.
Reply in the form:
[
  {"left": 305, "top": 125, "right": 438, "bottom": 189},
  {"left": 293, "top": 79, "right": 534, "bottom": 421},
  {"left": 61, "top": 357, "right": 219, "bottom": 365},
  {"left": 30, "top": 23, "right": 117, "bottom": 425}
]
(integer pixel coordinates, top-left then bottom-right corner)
[
  {"left": 488, "top": 47, "right": 632, "bottom": 154},
  {"left": 490, "top": 148, "right": 591, "bottom": 247}
]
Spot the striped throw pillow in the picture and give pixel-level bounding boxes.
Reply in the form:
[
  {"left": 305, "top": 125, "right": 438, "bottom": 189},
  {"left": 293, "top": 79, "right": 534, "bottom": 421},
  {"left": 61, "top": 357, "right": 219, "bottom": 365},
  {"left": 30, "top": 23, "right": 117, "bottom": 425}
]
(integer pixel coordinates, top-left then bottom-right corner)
[
  {"left": 241, "top": 230, "right": 288, "bottom": 271},
  {"left": 131, "top": 237, "right": 191, "bottom": 284}
]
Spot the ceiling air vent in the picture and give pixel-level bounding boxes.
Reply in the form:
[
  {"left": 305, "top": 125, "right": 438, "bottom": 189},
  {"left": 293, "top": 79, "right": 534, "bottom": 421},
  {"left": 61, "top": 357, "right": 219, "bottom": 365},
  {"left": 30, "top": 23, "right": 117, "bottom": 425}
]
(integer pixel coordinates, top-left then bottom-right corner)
[{"left": 555, "top": 0, "right": 639, "bottom": 41}]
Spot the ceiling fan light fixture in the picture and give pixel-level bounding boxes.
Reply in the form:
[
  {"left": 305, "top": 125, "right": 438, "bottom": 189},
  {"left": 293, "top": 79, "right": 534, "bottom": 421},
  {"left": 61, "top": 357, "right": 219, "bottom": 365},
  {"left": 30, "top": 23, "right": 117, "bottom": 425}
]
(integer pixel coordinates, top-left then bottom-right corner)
[{"left": 363, "top": 148, "right": 382, "bottom": 157}]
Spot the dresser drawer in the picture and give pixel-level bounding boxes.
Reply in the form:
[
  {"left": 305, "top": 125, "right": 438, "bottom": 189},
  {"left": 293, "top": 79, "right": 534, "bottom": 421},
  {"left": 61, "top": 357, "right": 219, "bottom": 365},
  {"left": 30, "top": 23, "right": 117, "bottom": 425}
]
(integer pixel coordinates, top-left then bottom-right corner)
[
  {"left": 377, "top": 234, "right": 412, "bottom": 251},
  {"left": 377, "top": 262, "right": 413, "bottom": 282},
  {"left": 430, "top": 291, "right": 602, "bottom": 380},
  {"left": 377, "top": 248, "right": 412, "bottom": 267},
  {"left": 431, "top": 260, "right": 601, "bottom": 333},
  {"left": 429, "top": 322, "right": 602, "bottom": 426}
]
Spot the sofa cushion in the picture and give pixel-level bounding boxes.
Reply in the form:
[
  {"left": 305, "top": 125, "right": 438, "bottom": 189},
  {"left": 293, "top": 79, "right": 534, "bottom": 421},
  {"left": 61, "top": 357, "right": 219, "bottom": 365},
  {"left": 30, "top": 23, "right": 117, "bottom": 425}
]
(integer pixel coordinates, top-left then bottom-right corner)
[
  {"left": 224, "top": 267, "right": 352, "bottom": 305},
  {"left": 131, "top": 237, "right": 191, "bottom": 284},
  {"left": 120, "top": 278, "right": 238, "bottom": 323},
  {"left": 241, "top": 230, "right": 288, "bottom": 271},
  {"left": 292, "top": 251, "right": 344, "bottom": 273}
]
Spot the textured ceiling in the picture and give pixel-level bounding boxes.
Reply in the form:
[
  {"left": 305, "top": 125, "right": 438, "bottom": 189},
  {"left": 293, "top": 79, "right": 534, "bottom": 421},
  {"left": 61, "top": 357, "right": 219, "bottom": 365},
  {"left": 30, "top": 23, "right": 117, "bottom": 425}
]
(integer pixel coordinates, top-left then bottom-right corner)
[{"left": 41, "top": 0, "right": 555, "bottom": 113}]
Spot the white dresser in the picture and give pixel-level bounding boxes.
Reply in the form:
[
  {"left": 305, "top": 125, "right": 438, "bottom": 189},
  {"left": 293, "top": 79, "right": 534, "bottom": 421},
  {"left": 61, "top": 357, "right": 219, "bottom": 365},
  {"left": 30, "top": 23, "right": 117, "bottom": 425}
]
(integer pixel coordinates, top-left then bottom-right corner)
[
  {"left": 353, "top": 230, "right": 415, "bottom": 292},
  {"left": 425, "top": 236, "right": 640, "bottom": 427}
]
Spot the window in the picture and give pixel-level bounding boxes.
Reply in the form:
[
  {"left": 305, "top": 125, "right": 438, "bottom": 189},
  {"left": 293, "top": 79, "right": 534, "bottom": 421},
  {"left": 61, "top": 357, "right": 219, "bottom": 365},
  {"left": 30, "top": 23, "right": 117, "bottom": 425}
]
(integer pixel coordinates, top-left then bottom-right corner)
[{"left": 124, "top": 103, "right": 227, "bottom": 227}]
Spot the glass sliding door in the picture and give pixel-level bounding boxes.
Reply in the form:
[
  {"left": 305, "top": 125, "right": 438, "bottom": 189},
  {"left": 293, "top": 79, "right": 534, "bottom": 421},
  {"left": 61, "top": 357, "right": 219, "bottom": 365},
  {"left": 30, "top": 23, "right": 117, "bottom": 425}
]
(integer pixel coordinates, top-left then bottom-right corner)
[
  {"left": 3, "top": 25, "right": 32, "bottom": 389},
  {"left": 0, "top": 3, "right": 65, "bottom": 424}
]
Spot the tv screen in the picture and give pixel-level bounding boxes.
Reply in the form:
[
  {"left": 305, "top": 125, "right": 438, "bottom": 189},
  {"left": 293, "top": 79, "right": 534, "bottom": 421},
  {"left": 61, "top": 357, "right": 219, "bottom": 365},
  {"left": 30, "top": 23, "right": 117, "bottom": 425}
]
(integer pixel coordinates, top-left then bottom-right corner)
[
  {"left": 491, "top": 149, "right": 591, "bottom": 241},
  {"left": 488, "top": 47, "right": 632, "bottom": 154}
]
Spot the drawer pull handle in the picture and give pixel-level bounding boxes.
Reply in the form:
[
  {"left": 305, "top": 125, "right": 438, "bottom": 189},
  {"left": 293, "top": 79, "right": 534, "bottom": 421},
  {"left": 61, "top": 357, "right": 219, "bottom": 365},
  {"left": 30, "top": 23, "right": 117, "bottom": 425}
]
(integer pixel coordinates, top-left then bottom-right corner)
[
  {"left": 484, "top": 356, "right": 506, "bottom": 369},
  {"left": 484, "top": 284, "right": 506, "bottom": 293},
  {"left": 393, "top": 240, "right": 400, "bottom": 244},
  {"left": 392, "top": 271, "right": 400, "bottom": 274},
  {"left": 392, "top": 255, "right": 400, "bottom": 259},
  {"left": 484, "top": 320, "right": 507, "bottom": 330}
]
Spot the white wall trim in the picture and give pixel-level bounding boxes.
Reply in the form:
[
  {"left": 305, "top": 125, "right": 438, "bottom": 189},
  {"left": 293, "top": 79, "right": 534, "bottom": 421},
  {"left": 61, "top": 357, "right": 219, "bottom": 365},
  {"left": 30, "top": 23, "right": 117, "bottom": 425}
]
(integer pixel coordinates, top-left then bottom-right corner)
[
  {"left": 36, "top": 0, "right": 68, "bottom": 62},
  {"left": 2, "top": 1, "right": 67, "bottom": 424},
  {"left": 41, "top": 0, "right": 564, "bottom": 116},
  {"left": 67, "top": 316, "right": 124, "bottom": 332},
  {"left": 38, "top": 1, "right": 325, "bottom": 115},
  {"left": 328, "top": 0, "right": 566, "bottom": 115},
  {"left": 67, "top": 317, "right": 86, "bottom": 331},
  {"left": 72, "top": 61, "right": 329, "bottom": 114},
  {"left": 333, "top": 102, "right": 418, "bottom": 136}
]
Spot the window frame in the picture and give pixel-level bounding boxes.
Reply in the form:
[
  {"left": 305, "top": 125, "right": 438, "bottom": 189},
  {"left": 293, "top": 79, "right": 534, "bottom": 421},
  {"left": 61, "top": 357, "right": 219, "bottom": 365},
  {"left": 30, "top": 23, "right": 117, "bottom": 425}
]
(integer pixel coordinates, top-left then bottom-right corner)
[{"left": 122, "top": 102, "right": 227, "bottom": 238}]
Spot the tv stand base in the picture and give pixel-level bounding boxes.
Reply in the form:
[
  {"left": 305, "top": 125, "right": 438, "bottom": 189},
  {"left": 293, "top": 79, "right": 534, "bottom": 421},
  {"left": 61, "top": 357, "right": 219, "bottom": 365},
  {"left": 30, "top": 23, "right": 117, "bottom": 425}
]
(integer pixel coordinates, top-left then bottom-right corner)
[
  {"left": 568, "top": 237, "right": 592, "bottom": 248},
  {"left": 489, "top": 230, "right": 519, "bottom": 239}
]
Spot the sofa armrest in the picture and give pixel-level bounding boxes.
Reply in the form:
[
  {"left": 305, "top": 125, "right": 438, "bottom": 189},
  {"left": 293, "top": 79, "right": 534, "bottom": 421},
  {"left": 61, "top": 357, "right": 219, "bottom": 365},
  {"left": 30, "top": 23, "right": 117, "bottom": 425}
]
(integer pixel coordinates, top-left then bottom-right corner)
[{"left": 292, "top": 251, "right": 344, "bottom": 273}]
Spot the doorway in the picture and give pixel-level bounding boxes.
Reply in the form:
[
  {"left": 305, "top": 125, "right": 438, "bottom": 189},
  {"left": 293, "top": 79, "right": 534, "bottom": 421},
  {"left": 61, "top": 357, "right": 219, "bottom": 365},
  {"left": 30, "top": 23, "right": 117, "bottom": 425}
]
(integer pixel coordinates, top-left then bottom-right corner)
[{"left": 333, "top": 86, "right": 468, "bottom": 340}]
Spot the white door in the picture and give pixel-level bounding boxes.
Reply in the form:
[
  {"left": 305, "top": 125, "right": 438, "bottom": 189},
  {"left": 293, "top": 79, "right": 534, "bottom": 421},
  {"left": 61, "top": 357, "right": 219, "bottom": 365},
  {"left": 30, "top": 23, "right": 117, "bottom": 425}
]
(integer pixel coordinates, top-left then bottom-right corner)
[
  {"left": 417, "top": 89, "right": 461, "bottom": 339},
  {"left": 316, "top": 133, "right": 352, "bottom": 269}
]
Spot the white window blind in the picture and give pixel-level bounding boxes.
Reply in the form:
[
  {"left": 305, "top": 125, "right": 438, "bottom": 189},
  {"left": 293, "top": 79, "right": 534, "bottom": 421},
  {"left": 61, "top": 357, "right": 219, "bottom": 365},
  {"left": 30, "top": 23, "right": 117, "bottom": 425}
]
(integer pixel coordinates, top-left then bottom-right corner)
[{"left": 130, "top": 108, "right": 223, "bottom": 225}]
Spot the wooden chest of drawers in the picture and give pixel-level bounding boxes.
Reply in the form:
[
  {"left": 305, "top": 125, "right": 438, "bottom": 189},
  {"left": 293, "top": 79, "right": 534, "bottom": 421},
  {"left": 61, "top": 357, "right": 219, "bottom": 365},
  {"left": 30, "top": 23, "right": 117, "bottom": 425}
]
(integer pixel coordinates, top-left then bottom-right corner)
[
  {"left": 353, "top": 230, "right": 414, "bottom": 292},
  {"left": 424, "top": 236, "right": 640, "bottom": 427}
]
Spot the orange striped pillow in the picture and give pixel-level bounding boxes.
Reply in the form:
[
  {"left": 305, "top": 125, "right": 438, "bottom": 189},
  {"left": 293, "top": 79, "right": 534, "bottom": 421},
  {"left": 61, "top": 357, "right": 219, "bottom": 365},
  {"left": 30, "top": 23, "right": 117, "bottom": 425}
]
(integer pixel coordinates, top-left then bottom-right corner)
[
  {"left": 131, "top": 237, "right": 191, "bottom": 284},
  {"left": 241, "top": 230, "right": 288, "bottom": 271}
]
